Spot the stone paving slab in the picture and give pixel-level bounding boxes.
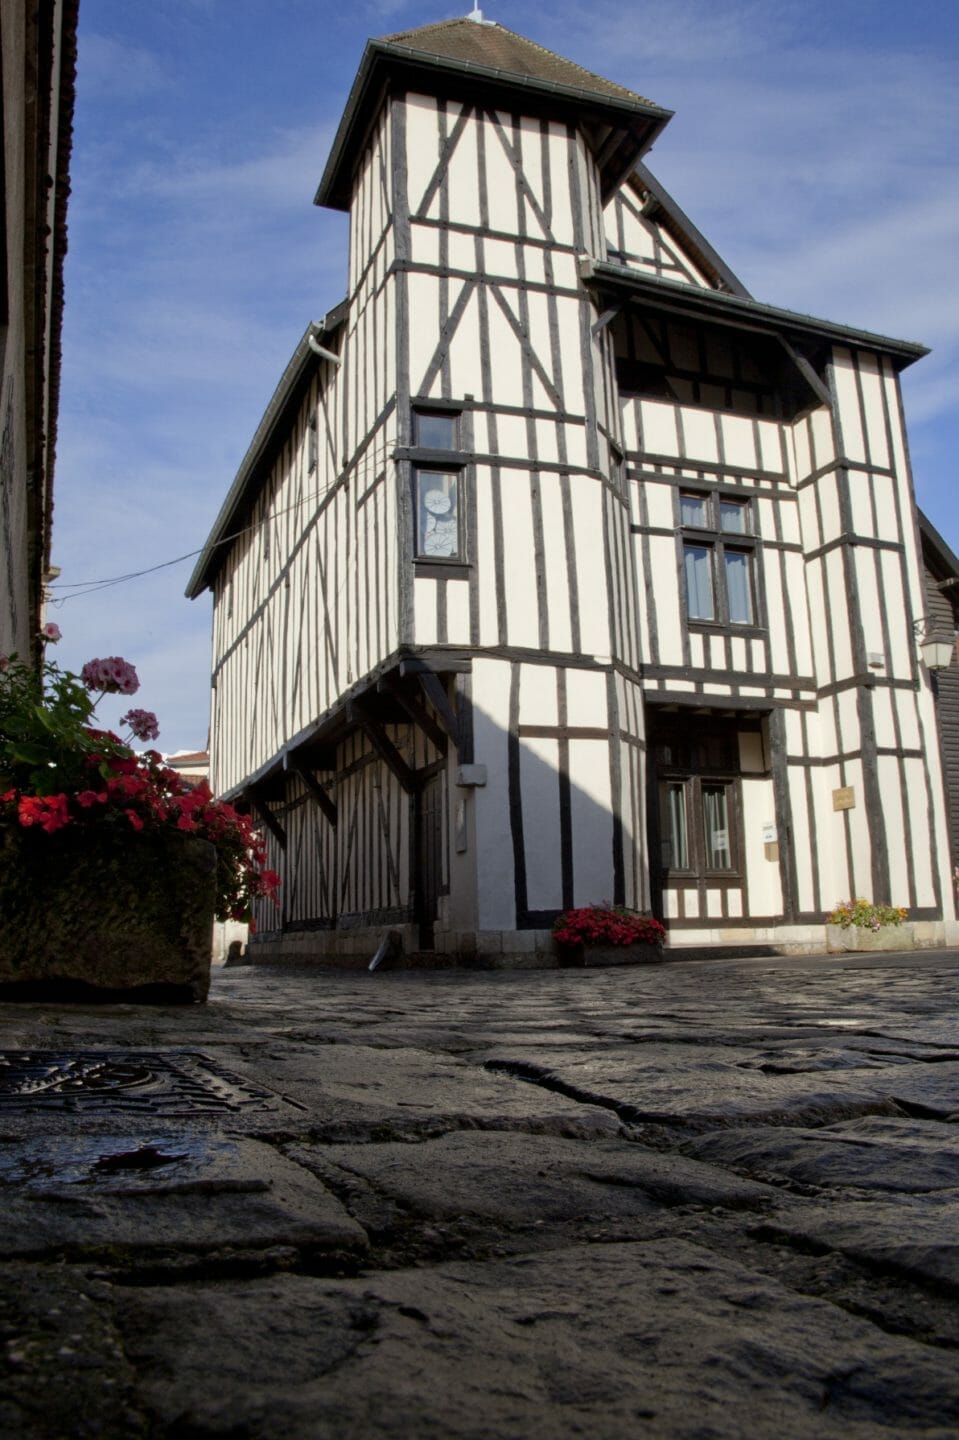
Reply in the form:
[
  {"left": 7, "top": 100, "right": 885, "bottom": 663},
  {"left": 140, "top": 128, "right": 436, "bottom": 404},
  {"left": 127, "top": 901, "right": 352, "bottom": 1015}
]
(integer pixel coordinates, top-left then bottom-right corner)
[
  {"left": 758, "top": 1194, "right": 959, "bottom": 1296},
  {"left": 482, "top": 1046, "right": 907, "bottom": 1129},
  {"left": 247, "top": 1041, "right": 624, "bottom": 1139},
  {"left": 304, "top": 1131, "right": 776, "bottom": 1226},
  {"left": 684, "top": 1116, "right": 959, "bottom": 1193},
  {"left": 0, "top": 1132, "right": 366, "bottom": 1261},
  {"left": 112, "top": 1240, "right": 959, "bottom": 1439},
  {"left": 1, "top": 954, "right": 958, "bottom": 1436}
]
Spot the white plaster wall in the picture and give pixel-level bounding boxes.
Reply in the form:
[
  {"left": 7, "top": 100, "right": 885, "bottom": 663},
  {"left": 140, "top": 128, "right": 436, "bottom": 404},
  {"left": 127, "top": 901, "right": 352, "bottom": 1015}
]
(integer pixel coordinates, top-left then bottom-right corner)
[
  {"left": 568, "top": 737, "right": 614, "bottom": 906},
  {"left": 521, "top": 734, "right": 563, "bottom": 910},
  {"left": 472, "top": 658, "right": 516, "bottom": 929}
]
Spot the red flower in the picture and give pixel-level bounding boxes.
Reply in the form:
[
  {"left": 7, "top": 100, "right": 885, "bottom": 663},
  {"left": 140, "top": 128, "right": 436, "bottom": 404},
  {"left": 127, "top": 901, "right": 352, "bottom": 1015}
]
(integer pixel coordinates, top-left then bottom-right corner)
[
  {"left": 553, "top": 904, "right": 665, "bottom": 948},
  {"left": 18, "top": 793, "right": 71, "bottom": 833}
]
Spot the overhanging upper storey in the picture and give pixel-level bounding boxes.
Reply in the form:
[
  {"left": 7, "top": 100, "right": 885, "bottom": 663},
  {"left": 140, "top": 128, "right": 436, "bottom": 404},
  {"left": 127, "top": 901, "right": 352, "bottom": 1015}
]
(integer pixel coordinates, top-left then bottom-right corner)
[
  {"left": 315, "top": 17, "right": 673, "bottom": 212},
  {"left": 580, "top": 257, "right": 929, "bottom": 373}
]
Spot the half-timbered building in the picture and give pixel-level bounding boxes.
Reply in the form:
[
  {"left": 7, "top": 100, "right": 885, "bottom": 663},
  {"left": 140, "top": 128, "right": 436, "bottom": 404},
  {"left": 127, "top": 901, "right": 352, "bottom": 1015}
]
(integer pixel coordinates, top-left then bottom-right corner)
[
  {"left": 188, "top": 13, "right": 958, "bottom": 961},
  {"left": 0, "top": 0, "right": 78, "bottom": 663}
]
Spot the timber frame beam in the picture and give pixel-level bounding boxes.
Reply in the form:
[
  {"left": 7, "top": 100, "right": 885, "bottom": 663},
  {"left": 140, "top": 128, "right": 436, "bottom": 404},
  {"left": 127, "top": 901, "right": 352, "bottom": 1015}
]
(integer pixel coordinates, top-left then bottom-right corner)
[
  {"left": 290, "top": 761, "right": 338, "bottom": 829},
  {"left": 249, "top": 790, "right": 287, "bottom": 851},
  {"left": 377, "top": 675, "right": 449, "bottom": 755},
  {"left": 399, "top": 658, "right": 463, "bottom": 755},
  {"left": 349, "top": 699, "right": 416, "bottom": 793}
]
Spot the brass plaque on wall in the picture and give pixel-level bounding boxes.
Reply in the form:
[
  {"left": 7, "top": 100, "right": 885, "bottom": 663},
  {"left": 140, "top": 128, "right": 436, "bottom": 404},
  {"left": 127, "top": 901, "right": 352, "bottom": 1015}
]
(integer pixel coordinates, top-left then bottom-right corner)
[{"left": 833, "top": 786, "right": 855, "bottom": 811}]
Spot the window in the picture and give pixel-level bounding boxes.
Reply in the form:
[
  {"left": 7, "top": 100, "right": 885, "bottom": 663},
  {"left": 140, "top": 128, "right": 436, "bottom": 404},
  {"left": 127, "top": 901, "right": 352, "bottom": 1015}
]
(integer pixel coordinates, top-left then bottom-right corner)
[
  {"left": 307, "top": 413, "right": 317, "bottom": 473},
  {"left": 414, "top": 409, "right": 458, "bottom": 450},
  {"left": 659, "top": 778, "right": 736, "bottom": 875},
  {"left": 411, "top": 405, "right": 467, "bottom": 566},
  {"left": 680, "top": 491, "right": 756, "bottom": 627},
  {"left": 652, "top": 721, "right": 745, "bottom": 882},
  {"left": 415, "top": 470, "right": 462, "bottom": 560}
]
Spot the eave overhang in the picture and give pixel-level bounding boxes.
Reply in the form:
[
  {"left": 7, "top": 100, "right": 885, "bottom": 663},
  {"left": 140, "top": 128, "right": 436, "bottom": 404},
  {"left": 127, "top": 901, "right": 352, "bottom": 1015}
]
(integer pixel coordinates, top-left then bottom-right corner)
[
  {"left": 185, "top": 303, "right": 347, "bottom": 599},
  {"left": 580, "top": 257, "right": 929, "bottom": 369},
  {"left": 919, "top": 511, "right": 959, "bottom": 587},
  {"left": 315, "top": 39, "right": 673, "bottom": 212},
  {"left": 221, "top": 649, "right": 472, "bottom": 805}
]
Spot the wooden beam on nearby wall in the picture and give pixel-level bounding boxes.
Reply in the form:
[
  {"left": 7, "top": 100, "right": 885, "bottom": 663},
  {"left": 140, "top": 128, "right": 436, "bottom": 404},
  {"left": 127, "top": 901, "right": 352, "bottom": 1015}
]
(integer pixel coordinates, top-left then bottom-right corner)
[
  {"left": 349, "top": 701, "right": 416, "bottom": 793},
  {"left": 249, "top": 792, "right": 287, "bottom": 851},
  {"left": 775, "top": 335, "right": 833, "bottom": 410},
  {"left": 290, "top": 762, "right": 338, "bottom": 829},
  {"left": 413, "top": 671, "right": 462, "bottom": 755},
  {"left": 377, "top": 676, "right": 449, "bottom": 755}
]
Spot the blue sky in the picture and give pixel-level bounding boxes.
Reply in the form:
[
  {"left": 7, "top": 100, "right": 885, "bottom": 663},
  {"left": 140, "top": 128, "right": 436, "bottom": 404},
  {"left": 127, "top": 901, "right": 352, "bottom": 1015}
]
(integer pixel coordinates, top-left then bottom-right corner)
[{"left": 53, "top": 0, "right": 959, "bottom": 754}]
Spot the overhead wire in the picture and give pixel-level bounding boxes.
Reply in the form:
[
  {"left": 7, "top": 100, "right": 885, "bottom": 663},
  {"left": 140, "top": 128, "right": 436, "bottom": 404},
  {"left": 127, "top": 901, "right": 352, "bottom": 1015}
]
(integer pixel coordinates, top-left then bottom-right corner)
[{"left": 47, "top": 439, "right": 397, "bottom": 605}]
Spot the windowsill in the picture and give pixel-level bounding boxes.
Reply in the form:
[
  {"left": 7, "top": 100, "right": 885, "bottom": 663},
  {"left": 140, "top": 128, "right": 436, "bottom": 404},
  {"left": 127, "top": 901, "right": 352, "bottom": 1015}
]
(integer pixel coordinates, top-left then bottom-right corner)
[
  {"left": 396, "top": 446, "right": 470, "bottom": 465},
  {"left": 687, "top": 621, "right": 767, "bottom": 639},
  {"left": 414, "top": 560, "right": 471, "bottom": 580},
  {"left": 661, "top": 872, "right": 743, "bottom": 884}
]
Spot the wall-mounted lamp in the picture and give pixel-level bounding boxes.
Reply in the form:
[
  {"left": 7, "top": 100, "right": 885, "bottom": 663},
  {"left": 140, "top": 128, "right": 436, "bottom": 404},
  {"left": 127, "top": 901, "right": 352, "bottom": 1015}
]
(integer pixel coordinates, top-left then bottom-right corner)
[{"left": 914, "top": 618, "right": 955, "bottom": 671}]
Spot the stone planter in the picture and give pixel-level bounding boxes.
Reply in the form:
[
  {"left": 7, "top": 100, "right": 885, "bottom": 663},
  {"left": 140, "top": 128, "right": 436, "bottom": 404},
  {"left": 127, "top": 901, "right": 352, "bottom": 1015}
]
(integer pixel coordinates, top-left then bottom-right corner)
[
  {"left": 825, "top": 923, "right": 914, "bottom": 954},
  {"left": 558, "top": 942, "right": 665, "bottom": 968},
  {"left": 0, "top": 825, "right": 217, "bottom": 1002}
]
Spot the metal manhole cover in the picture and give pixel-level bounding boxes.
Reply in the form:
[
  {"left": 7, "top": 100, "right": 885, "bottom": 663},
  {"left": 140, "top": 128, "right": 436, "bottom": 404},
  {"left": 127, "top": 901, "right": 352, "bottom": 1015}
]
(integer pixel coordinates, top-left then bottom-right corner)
[{"left": 0, "top": 1051, "right": 279, "bottom": 1115}]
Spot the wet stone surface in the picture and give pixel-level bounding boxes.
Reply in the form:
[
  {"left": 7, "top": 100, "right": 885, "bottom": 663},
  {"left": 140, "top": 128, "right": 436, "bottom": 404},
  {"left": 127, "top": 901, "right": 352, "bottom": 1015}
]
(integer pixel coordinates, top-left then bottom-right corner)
[{"left": 1, "top": 950, "right": 959, "bottom": 1437}]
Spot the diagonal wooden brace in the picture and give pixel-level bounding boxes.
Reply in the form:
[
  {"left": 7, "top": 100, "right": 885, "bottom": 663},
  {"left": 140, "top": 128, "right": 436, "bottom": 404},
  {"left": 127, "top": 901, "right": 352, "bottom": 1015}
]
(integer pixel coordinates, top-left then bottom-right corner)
[
  {"left": 249, "top": 791, "right": 287, "bottom": 851},
  {"left": 378, "top": 675, "right": 449, "bottom": 755},
  {"left": 350, "top": 700, "right": 416, "bottom": 793},
  {"left": 414, "top": 671, "right": 462, "bottom": 755},
  {"left": 291, "top": 762, "right": 338, "bottom": 829}
]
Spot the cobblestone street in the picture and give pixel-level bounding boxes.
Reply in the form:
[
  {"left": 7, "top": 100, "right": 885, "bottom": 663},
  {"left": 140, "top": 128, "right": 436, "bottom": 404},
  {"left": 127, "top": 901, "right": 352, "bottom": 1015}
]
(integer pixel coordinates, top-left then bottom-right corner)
[{"left": 2, "top": 951, "right": 959, "bottom": 1437}]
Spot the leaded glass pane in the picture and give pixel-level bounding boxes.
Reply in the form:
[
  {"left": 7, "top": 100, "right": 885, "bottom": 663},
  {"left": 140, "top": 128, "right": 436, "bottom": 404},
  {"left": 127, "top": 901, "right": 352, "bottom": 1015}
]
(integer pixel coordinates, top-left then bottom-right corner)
[
  {"left": 680, "top": 493, "right": 708, "bottom": 527},
  {"left": 724, "top": 550, "right": 753, "bottom": 624},
  {"left": 415, "top": 412, "right": 458, "bottom": 449},
  {"left": 703, "top": 785, "right": 732, "bottom": 869},
  {"left": 663, "top": 783, "right": 689, "bottom": 869},
  {"left": 416, "top": 472, "right": 460, "bottom": 559},
  {"left": 720, "top": 499, "right": 748, "bottom": 533},
  {"left": 684, "top": 544, "right": 715, "bottom": 620}
]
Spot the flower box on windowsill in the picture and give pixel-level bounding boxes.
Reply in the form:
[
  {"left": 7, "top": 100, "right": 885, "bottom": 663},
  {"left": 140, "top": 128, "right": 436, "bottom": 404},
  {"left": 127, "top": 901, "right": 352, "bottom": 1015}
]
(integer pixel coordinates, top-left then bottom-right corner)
[
  {"left": 0, "top": 826, "right": 217, "bottom": 1002},
  {"left": 825, "top": 924, "right": 915, "bottom": 954}
]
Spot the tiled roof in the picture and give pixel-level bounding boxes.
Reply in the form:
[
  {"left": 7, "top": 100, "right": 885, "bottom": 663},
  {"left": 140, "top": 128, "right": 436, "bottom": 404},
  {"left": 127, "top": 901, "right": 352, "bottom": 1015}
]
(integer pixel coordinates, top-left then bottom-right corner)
[{"left": 380, "top": 18, "right": 657, "bottom": 108}]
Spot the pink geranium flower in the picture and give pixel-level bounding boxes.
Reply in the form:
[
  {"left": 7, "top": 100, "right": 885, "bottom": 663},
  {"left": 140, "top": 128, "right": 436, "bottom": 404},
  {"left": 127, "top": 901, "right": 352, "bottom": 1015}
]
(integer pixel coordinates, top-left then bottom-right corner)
[
  {"left": 120, "top": 708, "right": 160, "bottom": 742},
  {"left": 40, "top": 622, "right": 62, "bottom": 643},
  {"left": 80, "top": 656, "right": 139, "bottom": 696}
]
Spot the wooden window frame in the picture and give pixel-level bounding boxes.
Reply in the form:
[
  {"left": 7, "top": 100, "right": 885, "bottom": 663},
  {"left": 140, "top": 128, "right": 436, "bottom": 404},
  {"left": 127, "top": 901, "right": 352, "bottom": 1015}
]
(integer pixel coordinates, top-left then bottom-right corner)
[
  {"left": 679, "top": 489, "right": 761, "bottom": 633},
  {"left": 657, "top": 773, "right": 743, "bottom": 884},
  {"left": 409, "top": 403, "right": 470, "bottom": 574}
]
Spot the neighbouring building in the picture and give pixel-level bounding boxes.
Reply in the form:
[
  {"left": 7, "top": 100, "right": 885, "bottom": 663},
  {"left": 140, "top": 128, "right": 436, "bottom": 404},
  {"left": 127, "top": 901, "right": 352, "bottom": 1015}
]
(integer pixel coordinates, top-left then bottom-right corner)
[
  {"left": 920, "top": 516, "right": 959, "bottom": 877},
  {"left": 0, "top": 0, "right": 78, "bottom": 663},
  {"left": 188, "top": 14, "right": 958, "bottom": 963},
  {"left": 163, "top": 748, "right": 250, "bottom": 964}
]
